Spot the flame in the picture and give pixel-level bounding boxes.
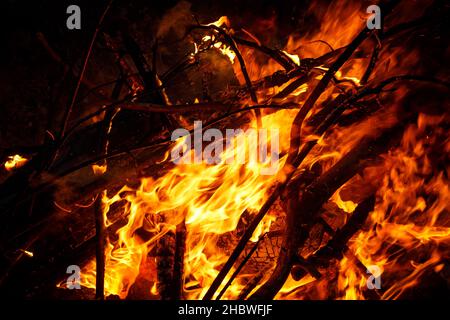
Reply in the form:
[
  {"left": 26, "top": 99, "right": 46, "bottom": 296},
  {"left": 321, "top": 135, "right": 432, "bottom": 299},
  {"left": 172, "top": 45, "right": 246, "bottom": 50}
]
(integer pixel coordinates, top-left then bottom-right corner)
[
  {"left": 4, "top": 154, "right": 28, "bottom": 171},
  {"left": 20, "top": 249, "right": 34, "bottom": 258},
  {"left": 331, "top": 188, "right": 357, "bottom": 214},
  {"left": 281, "top": 50, "right": 300, "bottom": 66},
  {"left": 215, "top": 42, "right": 236, "bottom": 64},
  {"left": 207, "top": 16, "right": 230, "bottom": 28},
  {"left": 80, "top": 110, "right": 288, "bottom": 299},
  {"left": 92, "top": 164, "right": 108, "bottom": 175},
  {"left": 199, "top": 35, "right": 236, "bottom": 64},
  {"left": 336, "top": 114, "right": 450, "bottom": 300}
]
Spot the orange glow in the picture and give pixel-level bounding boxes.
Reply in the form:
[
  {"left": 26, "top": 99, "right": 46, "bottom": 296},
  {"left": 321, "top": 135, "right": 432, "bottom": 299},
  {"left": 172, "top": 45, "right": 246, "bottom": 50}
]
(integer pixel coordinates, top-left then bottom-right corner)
[
  {"left": 206, "top": 16, "right": 230, "bottom": 28},
  {"left": 281, "top": 50, "right": 300, "bottom": 66},
  {"left": 92, "top": 164, "right": 107, "bottom": 175}
]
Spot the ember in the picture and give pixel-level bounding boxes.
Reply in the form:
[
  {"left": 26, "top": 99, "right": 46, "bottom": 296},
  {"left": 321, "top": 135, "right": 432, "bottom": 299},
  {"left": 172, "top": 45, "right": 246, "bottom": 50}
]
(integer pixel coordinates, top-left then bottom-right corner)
[{"left": 4, "top": 154, "right": 28, "bottom": 171}]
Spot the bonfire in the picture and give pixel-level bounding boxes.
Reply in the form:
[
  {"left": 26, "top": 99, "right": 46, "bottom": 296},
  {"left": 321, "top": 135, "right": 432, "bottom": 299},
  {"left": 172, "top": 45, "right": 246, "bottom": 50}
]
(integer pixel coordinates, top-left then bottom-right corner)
[{"left": 0, "top": 0, "right": 449, "bottom": 300}]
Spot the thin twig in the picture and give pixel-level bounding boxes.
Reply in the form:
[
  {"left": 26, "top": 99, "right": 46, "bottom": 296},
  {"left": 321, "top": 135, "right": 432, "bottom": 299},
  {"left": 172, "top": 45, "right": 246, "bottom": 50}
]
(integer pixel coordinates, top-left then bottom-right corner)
[
  {"left": 216, "top": 234, "right": 266, "bottom": 300},
  {"left": 233, "top": 36, "right": 297, "bottom": 71},
  {"left": 191, "top": 24, "right": 262, "bottom": 127},
  {"left": 59, "top": 0, "right": 114, "bottom": 140},
  {"left": 361, "top": 34, "right": 381, "bottom": 85}
]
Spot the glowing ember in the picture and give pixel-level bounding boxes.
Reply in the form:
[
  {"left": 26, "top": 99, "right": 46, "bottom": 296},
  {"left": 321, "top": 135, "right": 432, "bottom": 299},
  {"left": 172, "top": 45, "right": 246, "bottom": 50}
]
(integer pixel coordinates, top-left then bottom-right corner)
[
  {"left": 4, "top": 154, "right": 28, "bottom": 171},
  {"left": 20, "top": 249, "right": 34, "bottom": 258},
  {"left": 92, "top": 164, "right": 108, "bottom": 175}
]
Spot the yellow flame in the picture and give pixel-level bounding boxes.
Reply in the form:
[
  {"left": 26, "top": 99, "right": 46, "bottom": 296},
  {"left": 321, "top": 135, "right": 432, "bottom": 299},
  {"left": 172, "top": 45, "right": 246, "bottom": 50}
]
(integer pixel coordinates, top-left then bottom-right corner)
[
  {"left": 92, "top": 164, "right": 107, "bottom": 175},
  {"left": 331, "top": 189, "right": 357, "bottom": 214},
  {"left": 213, "top": 42, "right": 236, "bottom": 64},
  {"left": 20, "top": 249, "right": 34, "bottom": 257},
  {"left": 282, "top": 50, "right": 300, "bottom": 66},
  {"left": 206, "top": 16, "right": 230, "bottom": 28},
  {"left": 4, "top": 154, "right": 28, "bottom": 171}
]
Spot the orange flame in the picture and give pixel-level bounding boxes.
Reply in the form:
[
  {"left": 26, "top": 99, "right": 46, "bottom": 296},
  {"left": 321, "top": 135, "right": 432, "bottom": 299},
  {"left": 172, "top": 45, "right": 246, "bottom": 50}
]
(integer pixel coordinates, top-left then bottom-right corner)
[{"left": 4, "top": 154, "right": 28, "bottom": 171}]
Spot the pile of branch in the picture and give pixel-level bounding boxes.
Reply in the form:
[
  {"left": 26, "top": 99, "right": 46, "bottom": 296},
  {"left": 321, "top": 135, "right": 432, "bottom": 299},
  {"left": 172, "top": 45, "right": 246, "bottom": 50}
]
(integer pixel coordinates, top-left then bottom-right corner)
[{"left": 0, "top": 0, "right": 449, "bottom": 299}]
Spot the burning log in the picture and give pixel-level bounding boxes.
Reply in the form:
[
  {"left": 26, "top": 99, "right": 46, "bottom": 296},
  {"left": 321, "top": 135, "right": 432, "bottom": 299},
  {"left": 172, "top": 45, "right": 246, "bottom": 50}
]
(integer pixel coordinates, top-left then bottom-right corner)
[
  {"left": 156, "top": 217, "right": 187, "bottom": 300},
  {"left": 291, "top": 194, "right": 376, "bottom": 281},
  {"left": 94, "top": 193, "right": 105, "bottom": 300},
  {"left": 156, "top": 225, "right": 176, "bottom": 300},
  {"left": 237, "top": 270, "right": 266, "bottom": 300},
  {"left": 216, "top": 233, "right": 266, "bottom": 300},
  {"left": 172, "top": 220, "right": 186, "bottom": 299}
]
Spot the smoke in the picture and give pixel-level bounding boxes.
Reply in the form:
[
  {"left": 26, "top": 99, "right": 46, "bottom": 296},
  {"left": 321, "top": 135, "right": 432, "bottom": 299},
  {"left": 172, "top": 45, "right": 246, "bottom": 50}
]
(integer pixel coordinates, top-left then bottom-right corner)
[{"left": 157, "top": 1, "right": 193, "bottom": 39}]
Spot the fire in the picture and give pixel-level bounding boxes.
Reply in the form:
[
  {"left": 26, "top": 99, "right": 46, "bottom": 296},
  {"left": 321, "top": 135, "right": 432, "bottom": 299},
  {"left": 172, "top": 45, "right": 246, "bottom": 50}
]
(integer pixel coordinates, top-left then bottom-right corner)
[
  {"left": 92, "top": 164, "right": 107, "bottom": 175},
  {"left": 207, "top": 16, "right": 230, "bottom": 28},
  {"left": 338, "top": 114, "right": 450, "bottom": 300},
  {"left": 281, "top": 50, "right": 300, "bottom": 67},
  {"left": 216, "top": 43, "right": 236, "bottom": 64},
  {"left": 71, "top": 4, "right": 449, "bottom": 301},
  {"left": 4, "top": 154, "right": 28, "bottom": 171},
  {"left": 80, "top": 111, "right": 288, "bottom": 299},
  {"left": 274, "top": 113, "right": 450, "bottom": 300},
  {"left": 199, "top": 35, "right": 236, "bottom": 64},
  {"left": 331, "top": 188, "right": 357, "bottom": 214},
  {"left": 19, "top": 249, "right": 34, "bottom": 258}
]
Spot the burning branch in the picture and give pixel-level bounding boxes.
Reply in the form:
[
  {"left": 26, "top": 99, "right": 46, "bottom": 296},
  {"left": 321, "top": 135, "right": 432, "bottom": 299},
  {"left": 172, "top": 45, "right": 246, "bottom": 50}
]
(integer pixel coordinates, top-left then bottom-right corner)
[
  {"left": 285, "top": 0, "right": 400, "bottom": 166},
  {"left": 190, "top": 23, "right": 262, "bottom": 127},
  {"left": 291, "top": 195, "right": 376, "bottom": 281},
  {"left": 94, "top": 193, "right": 106, "bottom": 300},
  {"left": 250, "top": 123, "right": 407, "bottom": 299}
]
